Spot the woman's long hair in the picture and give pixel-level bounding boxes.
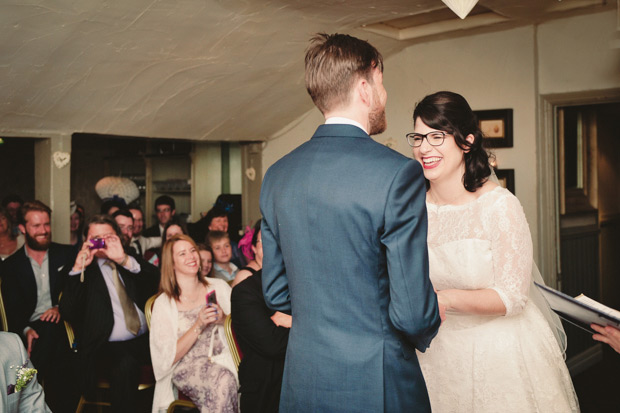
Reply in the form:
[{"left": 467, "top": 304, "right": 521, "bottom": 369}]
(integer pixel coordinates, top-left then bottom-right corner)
[
  {"left": 413, "top": 91, "right": 491, "bottom": 191},
  {"left": 160, "top": 233, "right": 208, "bottom": 300}
]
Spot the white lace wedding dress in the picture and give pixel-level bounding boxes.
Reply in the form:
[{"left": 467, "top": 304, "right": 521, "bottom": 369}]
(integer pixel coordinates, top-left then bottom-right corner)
[{"left": 417, "top": 186, "right": 579, "bottom": 412}]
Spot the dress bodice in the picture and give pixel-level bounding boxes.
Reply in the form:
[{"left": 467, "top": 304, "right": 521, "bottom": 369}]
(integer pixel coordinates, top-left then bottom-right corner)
[{"left": 426, "top": 187, "right": 532, "bottom": 316}]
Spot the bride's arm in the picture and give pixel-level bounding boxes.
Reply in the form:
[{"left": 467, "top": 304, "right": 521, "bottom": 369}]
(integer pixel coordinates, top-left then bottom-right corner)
[
  {"left": 438, "top": 194, "right": 531, "bottom": 317},
  {"left": 437, "top": 288, "right": 505, "bottom": 315}
]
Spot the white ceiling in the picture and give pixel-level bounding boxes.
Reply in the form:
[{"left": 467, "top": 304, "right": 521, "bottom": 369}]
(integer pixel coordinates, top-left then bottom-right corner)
[{"left": 0, "top": 0, "right": 610, "bottom": 142}]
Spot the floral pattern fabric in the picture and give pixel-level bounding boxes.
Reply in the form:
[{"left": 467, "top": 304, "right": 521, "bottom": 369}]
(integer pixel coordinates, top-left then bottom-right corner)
[{"left": 173, "top": 307, "right": 238, "bottom": 413}]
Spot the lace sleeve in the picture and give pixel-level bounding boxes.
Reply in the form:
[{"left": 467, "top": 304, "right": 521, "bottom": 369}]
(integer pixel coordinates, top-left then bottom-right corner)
[{"left": 486, "top": 193, "right": 533, "bottom": 316}]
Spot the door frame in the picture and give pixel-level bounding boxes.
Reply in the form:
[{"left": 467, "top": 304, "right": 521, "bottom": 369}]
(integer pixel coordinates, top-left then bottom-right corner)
[{"left": 537, "top": 88, "right": 620, "bottom": 289}]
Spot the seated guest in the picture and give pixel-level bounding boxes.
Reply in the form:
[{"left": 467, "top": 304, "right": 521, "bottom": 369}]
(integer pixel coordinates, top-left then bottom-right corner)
[
  {"left": 100, "top": 198, "right": 126, "bottom": 216},
  {"left": 150, "top": 234, "right": 238, "bottom": 413},
  {"left": 1, "top": 202, "right": 73, "bottom": 365},
  {"left": 60, "top": 215, "right": 159, "bottom": 413},
  {"left": 0, "top": 207, "right": 24, "bottom": 261},
  {"left": 231, "top": 223, "right": 290, "bottom": 413},
  {"left": 1, "top": 201, "right": 76, "bottom": 412},
  {"left": 207, "top": 231, "right": 238, "bottom": 283},
  {"left": 0, "top": 332, "right": 51, "bottom": 413},
  {"left": 231, "top": 221, "right": 262, "bottom": 288},
  {"left": 145, "top": 219, "right": 188, "bottom": 267},
  {"left": 143, "top": 195, "right": 176, "bottom": 238},
  {"left": 189, "top": 206, "right": 245, "bottom": 267},
  {"left": 197, "top": 243, "right": 214, "bottom": 278},
  {"left": 112, "top": 209, "right": 137, "bottom": 251},
  {"left": 1, "top": 194, "right": 23, "bottom": 237},
  {"left": 113, "top": 209, "right": 161, "bottom": 294},
  {"left": 69, "top": 202, "right": 85, "bottom": 253},
  {"left": 128, "top": 203, "right": 161, "bottom": 259},
  {"left": 162, "top": 219, "right": 187, "bottom": 243}
]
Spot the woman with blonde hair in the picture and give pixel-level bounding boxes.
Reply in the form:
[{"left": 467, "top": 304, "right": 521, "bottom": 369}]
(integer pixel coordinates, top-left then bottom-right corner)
[{"left": 150, "top": 234, "right": 238, "bottom": 413}]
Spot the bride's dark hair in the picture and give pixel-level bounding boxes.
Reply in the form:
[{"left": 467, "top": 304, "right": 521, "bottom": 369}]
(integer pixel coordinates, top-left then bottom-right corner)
[{"left": 413, "top": 91, "right": 491, "bottom": 192}]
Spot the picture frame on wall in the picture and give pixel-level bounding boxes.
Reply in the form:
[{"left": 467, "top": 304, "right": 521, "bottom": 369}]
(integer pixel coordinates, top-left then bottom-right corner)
[
  {"left": 475, "top": 109, "right": 513, "bottom": 148},
  {"left": 495, "top": 168, "right": 515, "bottom": 195}
]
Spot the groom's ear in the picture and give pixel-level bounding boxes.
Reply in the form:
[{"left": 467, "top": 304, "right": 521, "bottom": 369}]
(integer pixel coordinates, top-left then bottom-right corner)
[{"left": 356, "top": 77, "right": 372, "bottom": 108}]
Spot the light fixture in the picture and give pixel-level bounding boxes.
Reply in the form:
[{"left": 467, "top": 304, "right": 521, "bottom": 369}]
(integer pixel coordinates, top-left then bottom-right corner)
[{"left": 442, "top": 0, "right": 479, "bottom": 19}]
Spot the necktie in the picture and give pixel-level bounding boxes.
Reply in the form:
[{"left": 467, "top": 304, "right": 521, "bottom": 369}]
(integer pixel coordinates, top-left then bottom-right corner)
[
  {"left": 105, "top": 260, "right": 141, "bottom": 335},
  {"left": 132, "top": 239, "right": 143, "bottom": 257}
]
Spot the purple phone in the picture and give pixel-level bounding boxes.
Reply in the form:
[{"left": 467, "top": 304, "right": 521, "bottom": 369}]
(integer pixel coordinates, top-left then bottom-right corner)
[
  {"left": 206, "top": 290, "right": 218, "bottom": 306},
  {"left": 89, "top": 237, "right": 106, "bottom": 250}
]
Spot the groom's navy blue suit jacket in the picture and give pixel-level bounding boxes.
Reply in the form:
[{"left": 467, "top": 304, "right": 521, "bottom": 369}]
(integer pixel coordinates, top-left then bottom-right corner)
[{"left": 260, "top": 124, "right": 441, "bottom": 412}]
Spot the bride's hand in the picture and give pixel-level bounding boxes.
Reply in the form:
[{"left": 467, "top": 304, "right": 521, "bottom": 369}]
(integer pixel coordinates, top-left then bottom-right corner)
[{"left": 437, "top": 290, "right": 451, "bottom": 322}]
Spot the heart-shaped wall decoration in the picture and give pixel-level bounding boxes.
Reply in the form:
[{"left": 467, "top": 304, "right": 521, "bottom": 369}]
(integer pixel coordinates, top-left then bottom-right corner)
[
  {"left": 245, "top": 167, "right": 256, "bottom": 181},
  {"left": 383, "top": 137, "right": 396, "bottom": 149},
  {"left": 52, "top": 151, "right": 71, "bottom": 169}
]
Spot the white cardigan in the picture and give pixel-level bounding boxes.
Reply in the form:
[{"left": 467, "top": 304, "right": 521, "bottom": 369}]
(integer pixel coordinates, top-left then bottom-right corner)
[{"left": 149, "top": 278, "right": 238, "bottom": 413}]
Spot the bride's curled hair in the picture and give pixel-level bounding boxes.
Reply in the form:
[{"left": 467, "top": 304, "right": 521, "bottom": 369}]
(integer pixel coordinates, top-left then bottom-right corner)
[{"left": 413, "top": 91, "right": 491, "bottom": 192}]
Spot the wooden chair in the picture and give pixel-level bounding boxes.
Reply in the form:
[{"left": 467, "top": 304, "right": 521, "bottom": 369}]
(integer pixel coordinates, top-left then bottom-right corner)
[
  {"left": 0, "top": 278, "right": 8, "bottom": 331},
  {"left": 61, "top": 297, "right": 156, "bottom": 413}
]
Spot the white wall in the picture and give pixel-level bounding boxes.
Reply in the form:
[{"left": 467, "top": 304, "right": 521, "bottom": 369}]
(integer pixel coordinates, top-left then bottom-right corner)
[
  {"left": 538, "top": 10, "right": 620, "bottom": 95},
  {"left": 263, "top": 10, "right": 620, "bottom": 256}
]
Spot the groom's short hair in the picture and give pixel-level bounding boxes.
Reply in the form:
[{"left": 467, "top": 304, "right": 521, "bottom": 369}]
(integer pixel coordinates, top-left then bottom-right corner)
[{"left": 305, "top": 33, "right": 383, "bottom": 115}]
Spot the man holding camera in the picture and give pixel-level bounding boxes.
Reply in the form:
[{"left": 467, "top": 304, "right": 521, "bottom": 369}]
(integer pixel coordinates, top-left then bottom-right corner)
[{"left": 60, "top": 214, "right": 158, "bottom": 413}]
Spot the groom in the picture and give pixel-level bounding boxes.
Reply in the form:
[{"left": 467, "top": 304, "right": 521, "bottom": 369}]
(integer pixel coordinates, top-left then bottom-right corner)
[{"left": 260, "top": 33, "right": 441, "bottom": 412}]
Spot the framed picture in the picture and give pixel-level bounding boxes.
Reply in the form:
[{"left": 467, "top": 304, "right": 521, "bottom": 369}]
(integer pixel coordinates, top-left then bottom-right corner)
[
  {"left": 475, "top": 109, "right": 513, "bottom": 148},
  {"left": 495, "top": 168, "right": 515, "bottom": 195}
]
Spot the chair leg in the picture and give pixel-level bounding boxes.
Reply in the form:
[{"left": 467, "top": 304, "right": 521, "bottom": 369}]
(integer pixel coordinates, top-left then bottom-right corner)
[{"left": 75, "top": 396, "right": 85, "bottom": 413}]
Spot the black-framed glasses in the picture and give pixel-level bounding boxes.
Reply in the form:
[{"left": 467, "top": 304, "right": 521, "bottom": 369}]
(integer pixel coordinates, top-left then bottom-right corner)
[{"left": 405, "top": 131, "right": 447, "bottom": 147}]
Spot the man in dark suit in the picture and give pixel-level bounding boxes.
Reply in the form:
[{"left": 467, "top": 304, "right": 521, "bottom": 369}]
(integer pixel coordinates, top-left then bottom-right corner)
[
  {"left": 60, "top": 214, "right": 158, "bottom": 413},
  {"left": 1, "top": 202, "right": 75, "bottom": 364},
  {"left": 1, "top": 200, "right": 77, "bottom": 412},
  {"left": 142, "top": 195, "right": 175, "bottom": 237},
  {"left": 260, "top": 33, "right": 442, "bottom": 412}
]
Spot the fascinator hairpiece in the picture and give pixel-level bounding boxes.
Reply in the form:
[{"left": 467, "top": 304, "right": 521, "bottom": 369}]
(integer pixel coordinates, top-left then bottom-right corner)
[{"left": 238, "top": 226, "right": 255, "bottom": 262}]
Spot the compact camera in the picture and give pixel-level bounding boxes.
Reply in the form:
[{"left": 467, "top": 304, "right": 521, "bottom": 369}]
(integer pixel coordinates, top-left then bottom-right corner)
[{"left": 89, "top": 237, "right": 106, "bottom": 250}]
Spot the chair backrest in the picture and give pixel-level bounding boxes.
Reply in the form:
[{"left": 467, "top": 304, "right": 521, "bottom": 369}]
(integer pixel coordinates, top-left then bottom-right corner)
[
  {"left": 0, "top": 278, "right": 8, "bottom": 331},
  {"left": 224, "top": 314, "right": 243, "bottom": 370},
  {"left": 57, "top": 292, "right": 78, "bottom": 351},
  {"left": 145, "top": 293, "right": 159, "bottom": 330}
]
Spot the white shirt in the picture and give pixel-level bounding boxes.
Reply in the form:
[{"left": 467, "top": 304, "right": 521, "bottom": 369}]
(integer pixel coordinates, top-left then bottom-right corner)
[{"left": 325, "top": 116, "right": 367, "bottom": 134}]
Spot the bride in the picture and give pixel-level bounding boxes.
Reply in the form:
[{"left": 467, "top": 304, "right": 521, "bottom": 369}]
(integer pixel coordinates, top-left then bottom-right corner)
[{"left": 408, "top": 91, "right": 579, "bottom": 412}]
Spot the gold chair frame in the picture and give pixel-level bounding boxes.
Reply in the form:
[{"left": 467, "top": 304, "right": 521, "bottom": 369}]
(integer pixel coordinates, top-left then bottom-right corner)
[{"left": 0, "top": 278, "right": 8, "bottom": 331}]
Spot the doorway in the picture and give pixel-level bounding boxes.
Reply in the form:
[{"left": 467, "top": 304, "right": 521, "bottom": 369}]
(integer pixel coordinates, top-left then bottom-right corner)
[{"left": 556, "top": 102, "right": 620, "bottom": 361}]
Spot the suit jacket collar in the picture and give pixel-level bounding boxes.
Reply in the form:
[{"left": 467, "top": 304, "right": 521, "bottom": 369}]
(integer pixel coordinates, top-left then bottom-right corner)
[
  {"left": 311, "top": 124, "right": 371, "bottom": 140},
  {"left": 19, "top": 243, "right": 67, "bottom": 306}
]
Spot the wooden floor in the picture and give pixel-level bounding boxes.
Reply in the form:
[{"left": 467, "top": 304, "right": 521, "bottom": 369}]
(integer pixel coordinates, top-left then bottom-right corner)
[
  {"left": 572, "top": 345, "right": 620, "bottom": 412},
  {"left": 74, "top": 348, "right": 620, "bottom": 413}
]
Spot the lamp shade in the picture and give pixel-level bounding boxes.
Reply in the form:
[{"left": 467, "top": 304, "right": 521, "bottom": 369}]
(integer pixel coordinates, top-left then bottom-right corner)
[
  {"left": 95, "top": 176, "right": 140, "bottom": 204},
  {"left": 442, "top": 0, "right": 479, "bottom": 19}
]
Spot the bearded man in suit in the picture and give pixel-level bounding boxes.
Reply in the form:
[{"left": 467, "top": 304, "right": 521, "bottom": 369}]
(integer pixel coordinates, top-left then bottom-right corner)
[
  {"left": 260, "top": 33, "right": 442, "bottom": 412},
  {"left": 1, "top": 200, "right": 76, "bottom": 411}
]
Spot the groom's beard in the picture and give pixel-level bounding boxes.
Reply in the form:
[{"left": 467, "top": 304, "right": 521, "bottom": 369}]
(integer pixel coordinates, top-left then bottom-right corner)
[{"left": 368, "top": 89, "right": 387, "bottom": 136}]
